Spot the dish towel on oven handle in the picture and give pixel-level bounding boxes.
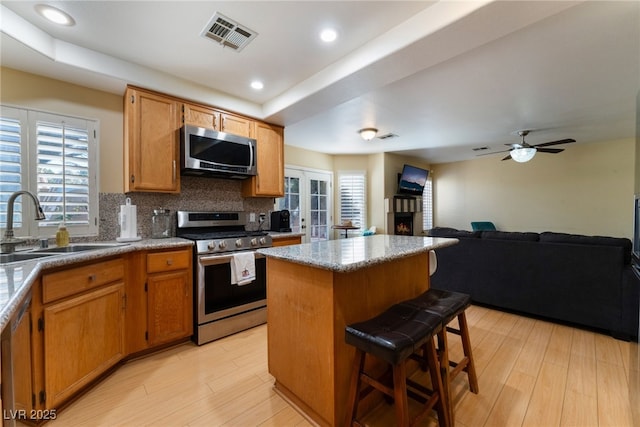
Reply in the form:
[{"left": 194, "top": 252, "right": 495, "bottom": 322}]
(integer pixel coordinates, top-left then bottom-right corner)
[{"left": 230, "top": 252, "right": 256, "bottom": 286}]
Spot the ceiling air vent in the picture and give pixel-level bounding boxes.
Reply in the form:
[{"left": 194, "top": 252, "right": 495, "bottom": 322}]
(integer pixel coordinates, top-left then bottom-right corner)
[
  {"left": 378, "top": 133, "right": 399, "bottom": 140},
  {"left": 472, "top": 146, "right": 489, "bottom": 151},
  {"left": 201, "top": 12, "right": 258, "bottom": 52}
]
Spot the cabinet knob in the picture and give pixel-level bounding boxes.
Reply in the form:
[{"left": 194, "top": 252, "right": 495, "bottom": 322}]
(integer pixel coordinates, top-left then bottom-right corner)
[
  {"left": 166, "top": 259, "right": 173, "bottom": 266},
  {"left": 88, "top": 274, "right": 96, "bottom": 281}
]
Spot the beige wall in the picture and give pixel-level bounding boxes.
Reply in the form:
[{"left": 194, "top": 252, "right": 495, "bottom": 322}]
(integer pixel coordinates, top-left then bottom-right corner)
[
  {"left": 0, "top": 67, "right": 124, "bottom": 193},
  {"left": 433, "top": 138, "right": 634, "bottom": 239}
]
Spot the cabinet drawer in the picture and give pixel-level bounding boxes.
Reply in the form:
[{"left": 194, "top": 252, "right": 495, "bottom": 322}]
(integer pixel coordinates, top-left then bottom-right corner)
[
  {"left": 42, "top": 258, "right": 124, "bottom": 304},
  {"left": 147, "top": 249, "right": 191, "bottom": 273}
]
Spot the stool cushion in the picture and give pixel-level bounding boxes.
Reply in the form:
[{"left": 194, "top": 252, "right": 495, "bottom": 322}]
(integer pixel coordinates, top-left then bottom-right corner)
[
  {"left": 345, "top": 304, "right": 442, "bottom": 365},
  {"left": 400, "top": 288, "right": 471, "bottom": 325}
]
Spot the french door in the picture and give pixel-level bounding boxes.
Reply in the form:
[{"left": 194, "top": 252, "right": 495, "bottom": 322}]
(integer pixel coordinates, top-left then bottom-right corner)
[{"left": 275, "top": 168, "right": 332, "bottom": 243}]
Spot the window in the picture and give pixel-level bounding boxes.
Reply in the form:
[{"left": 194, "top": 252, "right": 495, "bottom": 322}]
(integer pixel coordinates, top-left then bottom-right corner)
[
  {"left": 422, "top": 175, "right": 433, "bottom": 231},
  {"left": 338, "top": 171, "right": 366, "bottom": 230},
  {"left": 0, "top": 106, "right": 98, "bottom": 237}
]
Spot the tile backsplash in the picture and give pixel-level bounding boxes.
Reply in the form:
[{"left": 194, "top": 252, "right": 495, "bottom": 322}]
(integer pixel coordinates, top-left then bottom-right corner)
[{"left": 99, "top": 176, "right": 275, "bottom": 241}]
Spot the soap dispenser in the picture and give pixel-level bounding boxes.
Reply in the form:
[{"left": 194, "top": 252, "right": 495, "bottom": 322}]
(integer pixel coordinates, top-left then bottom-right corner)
[{"left": 55, "top": 223, "right": 69, "bottom": 247}]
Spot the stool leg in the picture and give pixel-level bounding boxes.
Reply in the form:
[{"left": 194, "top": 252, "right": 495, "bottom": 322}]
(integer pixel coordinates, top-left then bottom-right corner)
[
  {"left": 437, "top": 328, "right": 454, "bottom": 426},
  {"left": 426, "top": 337, "right": 450, "bottom": 427},
  {"left": 458, "top": 312, "right": 479, "bottom": 394},
  {"left": 392, "top": 362, "right": 410, "bottom": 427},
  {"left": 344, "top": 349, "right": 366, "bottom": 427}
]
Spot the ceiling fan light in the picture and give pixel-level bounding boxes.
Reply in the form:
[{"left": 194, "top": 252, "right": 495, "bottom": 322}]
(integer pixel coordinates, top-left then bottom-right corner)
[
  {"left": 511, "top": 147, "right": 536, "bottom": 163},
  {"left": 359, "top": 128, "right": 378, "bottom": 141}
]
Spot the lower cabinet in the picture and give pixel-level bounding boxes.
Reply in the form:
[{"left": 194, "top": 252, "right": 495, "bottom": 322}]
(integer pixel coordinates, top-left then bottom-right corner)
[
  {"left": 272, "top": 235, "right": 302, "bottom": 247},
  {"left": 12, "top": 245, "right": 193, "bottom": 420},
  {"left": 43, "top": 282, "right": 125, "bottom": 408},
  {"left": 126, "top": 247, "right": 193, "bottom": 353}
]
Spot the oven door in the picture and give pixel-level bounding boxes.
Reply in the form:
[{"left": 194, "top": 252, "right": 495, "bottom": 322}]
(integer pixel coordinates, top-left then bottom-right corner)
[{"left": 196, "top": 251, "right": 266, "bottom": 324}]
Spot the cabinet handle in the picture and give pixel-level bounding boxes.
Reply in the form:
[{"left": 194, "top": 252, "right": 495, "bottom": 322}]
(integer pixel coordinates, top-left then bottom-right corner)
[
  {"left": 172, "top": 160, "right": 176, "bottom": 183},
  {"left": 88, "top": 274, "right": 96, "bottom": 281},
  {"left": 166, "top": 259, "right": 173, "bottom": 266},
  {"left": 122, "top": 294, "right": 127, "bottom": 310}
]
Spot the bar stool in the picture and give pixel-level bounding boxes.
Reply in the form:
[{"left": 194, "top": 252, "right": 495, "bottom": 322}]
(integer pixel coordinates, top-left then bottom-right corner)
[
  {"left": 402, "top": 288, "right": 479, "bottom": 425},
  {"left": 344, "top": 304, "right": 450, "bottom": 427}
]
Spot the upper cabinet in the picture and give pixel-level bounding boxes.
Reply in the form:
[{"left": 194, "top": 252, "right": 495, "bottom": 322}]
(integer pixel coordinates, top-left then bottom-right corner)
[
  {"left": 124, "top": 87, "right": 180, "bottom": 193},
  {"left": 219, "top": 112, "right": 254, "bottom": 138},
  {"left": 183, "top": 103, "right": 220, "bottom": 130},
  {"left": 124, "top": 86, "right": 283, "bottom": 197},
  {"left": 242, "top": 122, "right": 284, "bottom": 197}
]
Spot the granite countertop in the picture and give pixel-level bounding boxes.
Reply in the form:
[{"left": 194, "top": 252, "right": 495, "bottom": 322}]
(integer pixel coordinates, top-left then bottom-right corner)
[
  {"left": 257, "top": 234, "right": 458, "bottom": 273},
  {"left": 0, "top": 238, "right": 193, "bottom": 332}
]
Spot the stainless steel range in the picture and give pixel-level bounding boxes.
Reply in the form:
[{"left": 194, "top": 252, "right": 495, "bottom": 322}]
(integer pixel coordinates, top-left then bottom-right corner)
[{"left": 177, "top": 211, "right": 272, "bottom": 345}]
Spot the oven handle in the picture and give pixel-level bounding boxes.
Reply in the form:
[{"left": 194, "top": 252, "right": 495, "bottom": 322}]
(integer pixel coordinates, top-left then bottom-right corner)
[{"left": 198, "top": 251, "right": 266, "bottom": 266}]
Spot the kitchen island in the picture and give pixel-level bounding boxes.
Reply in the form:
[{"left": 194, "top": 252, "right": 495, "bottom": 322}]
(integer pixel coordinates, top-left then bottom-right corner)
[{"left": 257, "top": 234, "right": 458, "bottom": 427}]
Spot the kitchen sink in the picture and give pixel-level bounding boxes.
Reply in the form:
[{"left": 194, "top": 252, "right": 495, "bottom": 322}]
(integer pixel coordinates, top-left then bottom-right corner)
[
  {"left": 0, "top": 252, "right": 56, "bottom": 263},
  {"left": 34, "top": 243, "right": 129, "bottom": 253}
]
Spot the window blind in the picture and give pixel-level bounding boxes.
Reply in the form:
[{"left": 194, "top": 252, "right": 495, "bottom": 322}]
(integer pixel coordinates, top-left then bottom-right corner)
[
  {"left": 422, "top": 176, "right": 433, "bottom": 231},
  {"left": 0, "top": 116, "right": 24, "bottom": 227},
  {"left": 35, "top": 120, "right": 91, "bottom": 227},
  {"left": 338, "top": 171, "right": 366, "bottom": 228}
]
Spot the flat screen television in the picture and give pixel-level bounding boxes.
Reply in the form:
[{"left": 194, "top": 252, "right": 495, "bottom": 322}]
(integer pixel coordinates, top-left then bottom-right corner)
[{"left": 397, "top": 164, "right": 428, "bottom": 196}]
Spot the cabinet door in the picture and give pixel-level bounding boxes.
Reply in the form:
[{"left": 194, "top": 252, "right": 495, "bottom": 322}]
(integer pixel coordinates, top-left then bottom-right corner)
[
  {"left": 11, "top": 304, "right": 33, "bottom": 414},
  {"left": 220, "top": 113, "right": 254, "bottom": 138},
  {"left": 243, "top": 122, "right": 284, "bottom": 197},
  {"left": 43, "top": 283, "right": 125, "bottom": 409},
  {"left": 147, "top": 269, "right": 192, "bottom": 346},
  {"left": 183, "top": 103, "right": 220, "bottom": 130},
  {"left": 124, "top": 87, "right": 180, "bottom": 193}
]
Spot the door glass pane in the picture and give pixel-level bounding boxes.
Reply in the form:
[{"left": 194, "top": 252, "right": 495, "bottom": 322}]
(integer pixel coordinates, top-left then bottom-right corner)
[{"left": 309, "top": 177, "right": 329, "bottom": 242}]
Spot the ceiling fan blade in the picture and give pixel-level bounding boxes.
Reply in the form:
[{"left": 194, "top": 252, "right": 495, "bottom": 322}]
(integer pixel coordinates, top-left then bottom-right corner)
[
  {"left": 532, "top": 138, "right": 575, "bottom": 148},
  {"left": 476, "top": 149, "right": 511, "bottom": 157},
  {"left": 501, "top": 154, "right": 512, "bottom": 161},
  {"left": 536, "top": 147, "right": 564, "bottom": 154}
]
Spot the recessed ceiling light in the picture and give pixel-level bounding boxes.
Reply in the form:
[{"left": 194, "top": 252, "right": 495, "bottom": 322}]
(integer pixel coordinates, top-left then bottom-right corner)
[
  {"left": 35, "top": 4, "right": 75, "bottom": 26},
  {"left": 320, "top": 28, "right": 337, "bottom": 43},
  {"left": 250, "top": 80, "right": 264, "bottom": 90}
]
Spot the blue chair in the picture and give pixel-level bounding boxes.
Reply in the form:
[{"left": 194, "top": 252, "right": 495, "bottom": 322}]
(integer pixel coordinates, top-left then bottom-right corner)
[{"left": 470, "top": 221, "right": 496, "bottom": 231}]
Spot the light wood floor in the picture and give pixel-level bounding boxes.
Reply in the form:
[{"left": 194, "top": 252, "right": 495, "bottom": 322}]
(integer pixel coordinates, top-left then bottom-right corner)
[{"left": 35, "top": 305, "right": 638, "bottom": 426}]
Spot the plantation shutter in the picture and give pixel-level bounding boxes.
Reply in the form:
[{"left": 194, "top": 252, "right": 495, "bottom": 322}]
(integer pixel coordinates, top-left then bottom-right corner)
[
  {"left": 422, "top": 176, "right": 433, "bottom": 231},
  {"left": 338, "top": 171, "right": 366, "bottom": 228},
  {"left": 34, "top": 116, "right": 92, "bottom": 227},
  {"left": 0, "top": 110, "right": 26, "bottom": 228}
]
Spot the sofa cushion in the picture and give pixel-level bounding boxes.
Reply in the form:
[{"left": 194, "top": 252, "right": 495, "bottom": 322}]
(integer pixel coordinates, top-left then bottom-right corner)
[
  {"left": 427, "top": 227, "right": 481, "bottom": 238},
  {"left": 540, "top": 232, "right": 632, "bottom": 264},
  {"left": 481, "top": 231, "right": 540, "bottom": 242}
]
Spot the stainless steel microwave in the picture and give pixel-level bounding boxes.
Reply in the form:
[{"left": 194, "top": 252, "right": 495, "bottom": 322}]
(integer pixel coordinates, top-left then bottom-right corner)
[{"left": 180, "top": 124, "right": 257, "bottom": 178}]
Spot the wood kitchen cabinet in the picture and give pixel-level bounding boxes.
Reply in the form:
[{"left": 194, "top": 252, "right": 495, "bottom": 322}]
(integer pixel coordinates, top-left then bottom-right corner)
[
  {"left": 219, "top": 112, "right": 254, "bottom": 137},
  {"left": 271, "top": 235, "right": 302, "bottom": 247},
  {"left": 183, "top": 103, "right": 220, "bottom": 130},
  {"left": 32, "top": 257, "right": 126, "bottom": 411},
  {"left": 242, "top": 121, "right": 285, "bottom": 197},
  {"left": 126, "top": 247, "right": 193, "bottom": 353},
  {"left": 124, "top": 86, "right": 180, "bottom": 193}
]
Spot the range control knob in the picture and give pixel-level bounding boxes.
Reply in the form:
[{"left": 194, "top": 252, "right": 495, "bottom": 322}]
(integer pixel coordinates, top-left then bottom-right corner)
[
  {"left": 207, "top": 241, "right": 216, "bottom": 251},
  {"left": 259, "top": 237, "right": 267, "bottom": 245},
  {"left": 235, "top": 239, "right": 243, "bottom": 248},
  {"left": 250, "top": 238, "right": 258, "bottom": 246},
  {"left": 218, "top": 241, "right": 227, "bottom": 250}
]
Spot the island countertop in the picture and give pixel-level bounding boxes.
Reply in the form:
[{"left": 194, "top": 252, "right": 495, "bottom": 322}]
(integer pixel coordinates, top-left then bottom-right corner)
[{"left": 257, "top": 234, "right": 458, "bottom": 273}]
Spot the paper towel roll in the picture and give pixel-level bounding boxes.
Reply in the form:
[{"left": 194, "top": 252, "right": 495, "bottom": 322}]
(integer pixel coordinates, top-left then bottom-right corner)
[{"left": 119, "top": 198, "right": 137, "bottom": 239}]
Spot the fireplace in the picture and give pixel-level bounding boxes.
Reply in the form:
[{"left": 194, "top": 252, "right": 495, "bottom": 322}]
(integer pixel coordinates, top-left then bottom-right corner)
[{"left": 394, "top": 213, "right": 413, "bottom": 236}]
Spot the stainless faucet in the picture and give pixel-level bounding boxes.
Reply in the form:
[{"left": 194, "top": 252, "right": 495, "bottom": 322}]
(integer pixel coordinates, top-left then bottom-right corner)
[{"left": 1, "top": 190, "right": 46, "bottom": 253}]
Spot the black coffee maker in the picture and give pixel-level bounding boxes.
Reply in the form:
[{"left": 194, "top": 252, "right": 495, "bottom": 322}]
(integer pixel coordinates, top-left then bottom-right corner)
[{"left": 270, "top": 210, "right": 292, "bottom": 232}]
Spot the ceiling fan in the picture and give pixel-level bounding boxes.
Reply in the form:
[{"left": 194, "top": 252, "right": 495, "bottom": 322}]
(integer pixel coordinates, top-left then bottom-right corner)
[{"left": 481, "top": 130, "right": 576, "bottom": 162}]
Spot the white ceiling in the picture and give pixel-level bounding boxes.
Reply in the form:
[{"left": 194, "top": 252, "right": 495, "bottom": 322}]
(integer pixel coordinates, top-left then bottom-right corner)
[{"left": 1, "top": 1, "right": 638, "bottom": 164}]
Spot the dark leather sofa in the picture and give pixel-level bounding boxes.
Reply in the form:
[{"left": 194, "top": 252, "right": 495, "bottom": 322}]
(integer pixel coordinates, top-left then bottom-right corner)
[{"left": 427, "top": 227, "right": 640, "bottom": 341}]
